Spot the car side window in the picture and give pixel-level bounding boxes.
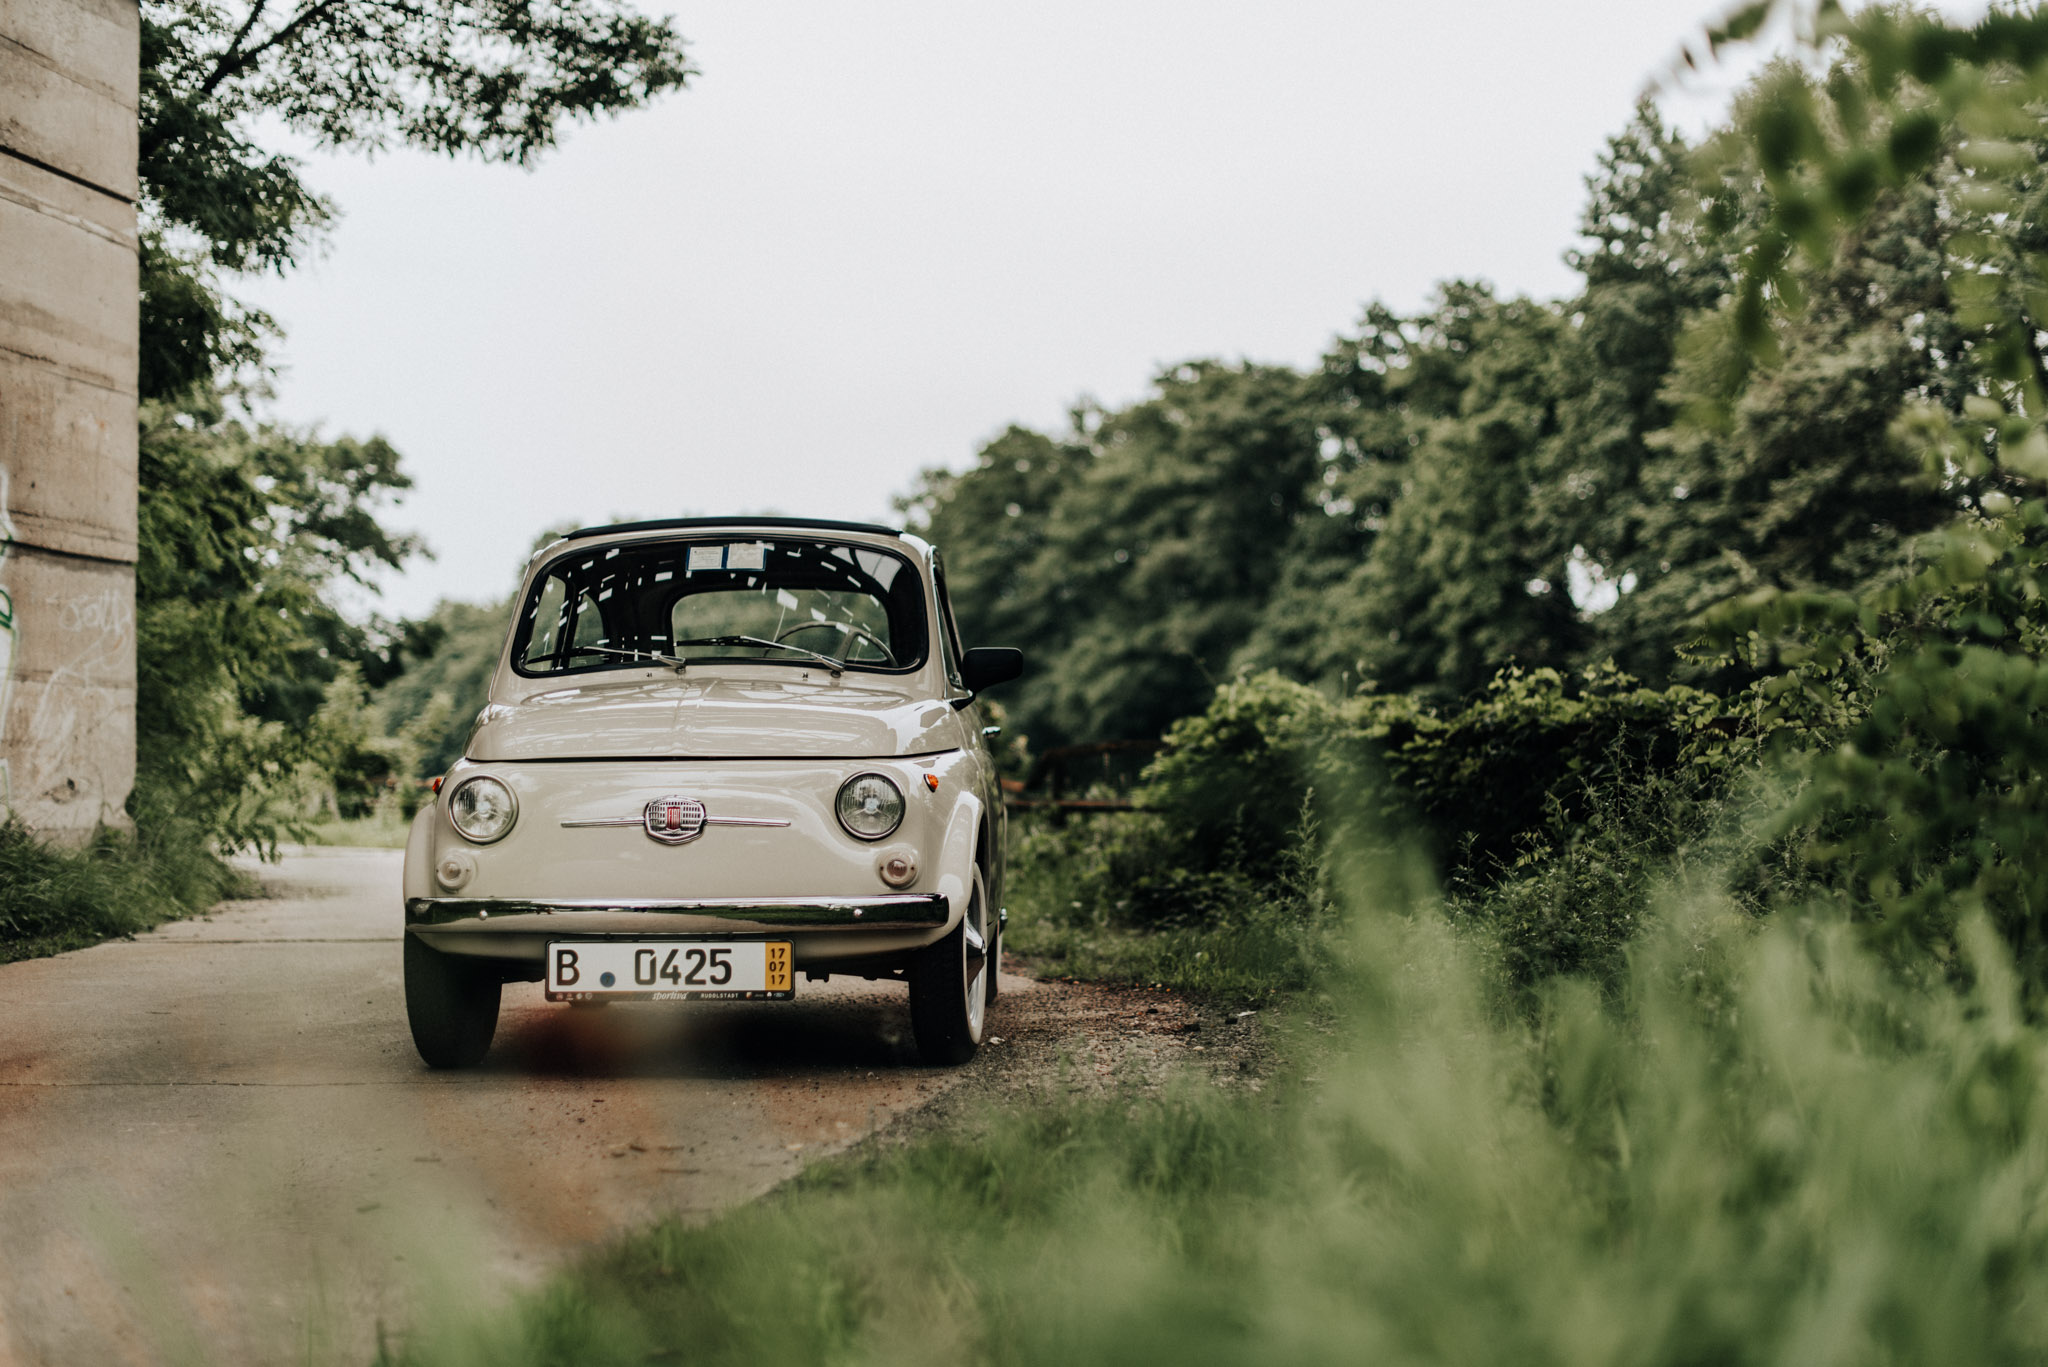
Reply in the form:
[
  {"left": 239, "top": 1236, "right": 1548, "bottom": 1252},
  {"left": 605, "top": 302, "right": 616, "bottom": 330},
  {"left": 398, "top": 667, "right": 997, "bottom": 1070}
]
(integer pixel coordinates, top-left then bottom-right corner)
[
  {"left": 569, "top": 591, "right": 606, "bottom": 655},
  {"left": 521, "top": 574, "right": 569, "bottom": 668},
  {"left": 931, "top": 554, "right": 966, "bottom": 692}
]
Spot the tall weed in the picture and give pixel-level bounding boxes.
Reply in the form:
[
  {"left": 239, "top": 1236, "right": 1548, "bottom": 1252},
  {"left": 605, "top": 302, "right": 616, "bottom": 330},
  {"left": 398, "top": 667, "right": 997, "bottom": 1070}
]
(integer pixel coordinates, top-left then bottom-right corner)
[
  {"left": 389, "top": 842, "right": 2048, "bottom": 1366},
  {"left": 1001, "top": 801, "right": 1332, "bottom": 997},
  {"left": 0, "top": 818, "right": 250, "bottom": 962}
]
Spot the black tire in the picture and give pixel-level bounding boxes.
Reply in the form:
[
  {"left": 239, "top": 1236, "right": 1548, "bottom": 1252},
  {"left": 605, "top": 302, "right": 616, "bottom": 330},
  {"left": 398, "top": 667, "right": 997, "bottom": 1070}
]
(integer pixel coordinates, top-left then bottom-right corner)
[
  {"left": 405, "top": 933, "right": 501, "bottom": 1068},
  {"left": 986, "top": 910, "right": 1002, "bottom": 1006},
  {"left": 909, "top": 868, "right": 990, "bottom": 1066}
]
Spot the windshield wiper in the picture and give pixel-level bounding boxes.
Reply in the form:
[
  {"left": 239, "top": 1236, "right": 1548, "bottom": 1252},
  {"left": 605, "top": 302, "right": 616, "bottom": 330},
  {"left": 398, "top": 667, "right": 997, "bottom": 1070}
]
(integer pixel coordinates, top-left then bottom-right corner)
[
  {"left": 528, "top": 644, "right": 688, "bottom": 669},
  {"left": 672, "top": 635, "right": 845, "bottom": 676}
]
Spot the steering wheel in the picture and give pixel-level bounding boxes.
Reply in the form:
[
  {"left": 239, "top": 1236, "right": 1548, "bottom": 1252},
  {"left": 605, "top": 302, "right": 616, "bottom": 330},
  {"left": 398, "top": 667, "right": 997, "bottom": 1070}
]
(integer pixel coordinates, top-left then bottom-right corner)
[{"left": 777, "top": 619, "right": 897, "bottom": 666}]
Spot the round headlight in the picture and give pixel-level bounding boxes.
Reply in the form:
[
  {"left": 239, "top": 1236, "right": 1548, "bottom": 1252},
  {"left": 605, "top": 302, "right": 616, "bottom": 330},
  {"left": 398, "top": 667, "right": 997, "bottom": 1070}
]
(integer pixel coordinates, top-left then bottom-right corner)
[
  {"left": 448, "top": 775, "right": 518, "bottom": 844},
  {"left": 836, "top": 773, "right": 904, "bottom": 841}
]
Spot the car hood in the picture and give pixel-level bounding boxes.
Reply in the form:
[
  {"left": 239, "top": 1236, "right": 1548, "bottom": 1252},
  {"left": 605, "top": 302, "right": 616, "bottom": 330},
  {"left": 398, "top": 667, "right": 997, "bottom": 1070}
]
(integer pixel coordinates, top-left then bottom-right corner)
[{"left": 467, "top": 674, "right": 963, "bottom": 761}]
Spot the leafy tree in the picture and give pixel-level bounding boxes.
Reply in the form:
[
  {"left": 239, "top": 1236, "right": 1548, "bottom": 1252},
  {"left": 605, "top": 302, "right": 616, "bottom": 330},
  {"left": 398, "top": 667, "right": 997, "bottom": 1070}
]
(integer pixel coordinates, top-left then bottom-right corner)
[
  {"left": 1228, "top": 304, "right": 1436, "bottom": 686},
  {"left": 1542, "top": 104, "right": 1731, "bottom": 677},
  {"left": 138, "top": 0, "right": 694, "bottom": 399},
  {"left": 374, "top": 598, "right": 512, "bottom": 783},
  {"left": 1660, "top": 3, "right": 2048, "bottom": 976},
  {"left": 129, "top": 0, "right": 692, "bottom": 835},
  {"left": 899, "top": 425, "right": 1086, "bottom": 659},
  {"left": 136, "top": 391, "right": 419, "bottom": 846},
  {"left": 890, "top": 33, "right": 2011, "bottom": 777},
  {"left": 1021, "top": 362, "right": 1330, "bottom": 746},
  {"left": 1317, "top": 285, "right": 1587, "bottom": 698},
  {"left": 1587, "top": 79, "right": 1960, "bottom": 687}
]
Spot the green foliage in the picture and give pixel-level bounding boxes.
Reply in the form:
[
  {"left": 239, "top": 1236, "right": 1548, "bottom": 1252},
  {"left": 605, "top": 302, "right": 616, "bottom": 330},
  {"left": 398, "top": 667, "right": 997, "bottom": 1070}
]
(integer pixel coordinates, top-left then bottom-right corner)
[
  {"left": 372, "top": 597, "right": 512, "bottom": 780},
  {"left": 1142, "top": 667, "right": 1729, "bottom": 885},
  {"left": 1317, "top": 289, "right": 1590, "bottom": 696},
  {"left": 905, "top": 362, "right": 1340, "bottom": 746},
  {"left": 137, "top": 0, "right": 693, "bottom": 398},
  {"left": 897, "top": 426, "right": 1084, "bottom": 659},
  {"left": 387, "top": 858, "right": 2048, "bottom": 1367},
  {"left": 1648, "top": 5, "right": 2048, "bottom": 979},
  {"left": 1134, "top": 672, "right": 1350, "bottom": 869},
  {"left": 902, "top": 97, "right": 1941, "bottom": 731},
  {"left": 136, "top": 390, "right": 421, "bottom": 849},
  {"left": 0, "top": 819, "right": 250, "bottom": 963},
  {"left": 126, "top": 0, "right": 691, "bottom": 847},
  {"left": 1000, "top": 800, "right": 1331, "bottom": 998}
]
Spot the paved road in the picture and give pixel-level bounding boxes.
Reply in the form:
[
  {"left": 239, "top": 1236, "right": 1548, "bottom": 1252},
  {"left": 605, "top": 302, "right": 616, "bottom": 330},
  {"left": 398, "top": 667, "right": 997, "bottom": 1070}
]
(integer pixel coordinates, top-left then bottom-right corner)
[{"left": 0, "top": 847, "right": 1027, "bottom": 1366}]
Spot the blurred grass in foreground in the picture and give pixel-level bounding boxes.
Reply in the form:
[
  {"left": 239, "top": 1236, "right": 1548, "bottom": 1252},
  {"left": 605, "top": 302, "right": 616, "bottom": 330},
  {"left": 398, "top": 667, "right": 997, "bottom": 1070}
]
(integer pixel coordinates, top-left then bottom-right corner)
[
  {"left": 302, "top": 797, "right": 414, "bottom": 849},
  {"left": 0, "top": 818, "right": 251, "bottom": 964},
  {"left": 383, "top": 840, "right": 2048, "bottom": 1366}
]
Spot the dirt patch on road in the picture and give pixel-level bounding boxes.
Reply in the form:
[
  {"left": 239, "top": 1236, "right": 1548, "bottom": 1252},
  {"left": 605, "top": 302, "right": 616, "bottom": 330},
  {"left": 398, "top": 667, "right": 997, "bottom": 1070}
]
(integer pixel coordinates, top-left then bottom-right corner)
[{"left": 869, "top": 960, "right": 1280, "bottom": 1148}]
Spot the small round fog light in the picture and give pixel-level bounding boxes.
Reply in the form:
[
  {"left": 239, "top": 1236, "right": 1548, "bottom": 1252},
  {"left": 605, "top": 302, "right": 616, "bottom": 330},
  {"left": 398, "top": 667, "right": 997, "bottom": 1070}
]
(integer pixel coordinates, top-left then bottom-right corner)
[
  {"left": 436, "top": 850, "right": 476, "bottom": 890},
  {"left": 876, "top": 847, "right": 919, "bottom": 888}
]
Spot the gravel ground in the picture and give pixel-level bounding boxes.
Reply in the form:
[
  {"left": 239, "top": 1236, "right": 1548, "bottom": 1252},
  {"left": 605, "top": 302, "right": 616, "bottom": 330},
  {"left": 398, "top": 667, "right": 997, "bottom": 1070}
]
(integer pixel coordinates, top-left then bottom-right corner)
[{"left": 868, "top": 957, "right": 1281, "bottom": 1147}]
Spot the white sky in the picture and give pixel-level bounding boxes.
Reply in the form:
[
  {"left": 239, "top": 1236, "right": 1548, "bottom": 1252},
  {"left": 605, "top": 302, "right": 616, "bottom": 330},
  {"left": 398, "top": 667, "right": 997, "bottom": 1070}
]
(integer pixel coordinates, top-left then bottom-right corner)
[{"left": 237, "top": 0, "right": 1986, "bottom": 620}]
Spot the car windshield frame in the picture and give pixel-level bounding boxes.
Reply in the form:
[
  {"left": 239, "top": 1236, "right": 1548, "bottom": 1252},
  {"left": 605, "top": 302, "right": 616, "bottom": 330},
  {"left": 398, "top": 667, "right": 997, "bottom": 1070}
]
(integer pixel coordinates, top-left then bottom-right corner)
[{"left": 509, "top": 535, "right": 931, "bottom": 680}]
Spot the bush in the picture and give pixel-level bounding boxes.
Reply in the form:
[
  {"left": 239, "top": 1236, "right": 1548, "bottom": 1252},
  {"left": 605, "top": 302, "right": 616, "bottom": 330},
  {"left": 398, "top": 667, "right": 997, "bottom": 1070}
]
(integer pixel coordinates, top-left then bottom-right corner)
[
  {"left": 1000, "top": 803, "right": 1333, "bottom": 998},
  {"left": 1143, "top": 666, "right": 1734, "bottom": 885},
  {"left": 0, "top": 818, "right": 250, "bottom": 962}
]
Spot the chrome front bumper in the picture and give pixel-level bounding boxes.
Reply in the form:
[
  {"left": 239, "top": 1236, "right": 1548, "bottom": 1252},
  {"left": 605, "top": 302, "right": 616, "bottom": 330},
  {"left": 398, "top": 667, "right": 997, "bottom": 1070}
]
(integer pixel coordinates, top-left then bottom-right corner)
[{"left": 404, "top": 893, "right": 952, "bottom": 968}]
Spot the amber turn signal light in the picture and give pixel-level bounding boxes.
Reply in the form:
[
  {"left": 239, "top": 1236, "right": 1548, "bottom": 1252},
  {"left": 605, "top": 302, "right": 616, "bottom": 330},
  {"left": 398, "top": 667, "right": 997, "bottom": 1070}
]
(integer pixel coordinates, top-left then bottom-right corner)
[{"left": 923, "top": 773, "right": 939, "bottom": 792}]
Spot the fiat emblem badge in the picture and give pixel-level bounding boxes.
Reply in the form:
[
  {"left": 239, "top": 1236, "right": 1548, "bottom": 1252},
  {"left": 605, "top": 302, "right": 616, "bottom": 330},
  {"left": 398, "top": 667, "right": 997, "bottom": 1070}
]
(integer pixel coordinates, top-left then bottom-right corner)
[{"left": 643, "top": 795, "right": 707, "bottom": 844}]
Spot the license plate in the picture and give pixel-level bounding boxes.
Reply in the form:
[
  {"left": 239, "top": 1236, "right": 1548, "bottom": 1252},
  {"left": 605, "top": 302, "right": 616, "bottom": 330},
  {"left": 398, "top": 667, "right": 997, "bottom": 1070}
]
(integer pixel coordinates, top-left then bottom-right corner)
[{"left": 545, "top": 941, "right": 794, "bottom": 1002}]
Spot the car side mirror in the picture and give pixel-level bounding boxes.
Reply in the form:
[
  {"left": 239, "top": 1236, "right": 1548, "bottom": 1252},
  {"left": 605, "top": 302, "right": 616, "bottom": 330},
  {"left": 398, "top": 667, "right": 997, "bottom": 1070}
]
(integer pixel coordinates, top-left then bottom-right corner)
[{"left": 960, "top": 647, "right": 1024, "bottom": 695}]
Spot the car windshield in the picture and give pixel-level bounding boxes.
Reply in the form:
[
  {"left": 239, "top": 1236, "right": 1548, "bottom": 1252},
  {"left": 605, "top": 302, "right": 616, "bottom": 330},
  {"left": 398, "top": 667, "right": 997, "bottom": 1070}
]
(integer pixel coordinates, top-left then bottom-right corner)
[{"left": 512, "top": 536, "right": 927, "bottom": 676}]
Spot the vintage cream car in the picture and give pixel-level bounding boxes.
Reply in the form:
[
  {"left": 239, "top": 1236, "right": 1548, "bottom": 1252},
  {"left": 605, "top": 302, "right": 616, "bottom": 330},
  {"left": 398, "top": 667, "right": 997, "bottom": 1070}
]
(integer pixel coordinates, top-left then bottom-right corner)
[{"left": 401, "top": 516, "right": 1023, "bottom": 1068}]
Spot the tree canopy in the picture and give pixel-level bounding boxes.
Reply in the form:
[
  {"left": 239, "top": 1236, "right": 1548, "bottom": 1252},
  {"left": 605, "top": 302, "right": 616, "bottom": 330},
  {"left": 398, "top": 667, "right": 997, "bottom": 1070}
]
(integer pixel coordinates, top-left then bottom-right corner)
[
  {"left": 131, "top": 0, "right": 691, "bottom": 844},
  {"left": 139, "top": 0, "right": 693, "bottom": 399},
  {"left": 893, "top": 74, "right": 2008, "bottom": 752}
]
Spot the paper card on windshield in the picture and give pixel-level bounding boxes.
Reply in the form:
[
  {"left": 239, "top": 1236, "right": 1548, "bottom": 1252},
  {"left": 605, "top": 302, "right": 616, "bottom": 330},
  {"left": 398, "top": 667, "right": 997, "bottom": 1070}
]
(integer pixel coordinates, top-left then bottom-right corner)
[
  {"left": 727, "top": 542, "right": 768, "bottom": 571},
  {"left": 687, "top": 545, "right": 725, "bottom": 571}
]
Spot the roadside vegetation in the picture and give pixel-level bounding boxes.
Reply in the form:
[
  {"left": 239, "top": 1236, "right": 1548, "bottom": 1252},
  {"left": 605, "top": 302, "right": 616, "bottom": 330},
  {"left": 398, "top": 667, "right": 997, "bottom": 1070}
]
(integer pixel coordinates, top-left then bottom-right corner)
[
  {"left": 387, "top": 873, "right": 2048, "bottom": 1367},
  {"left": 370, "top": 6, "right": 2048, "bottom": 1362},
  {"left": 20, "top": 0, "right": 2048, "bottom": 1359},
  {"left": 0, "top": 819, "right": 249, "bottom": 964},
  {"left": 0, "top": 0, "right": 690, "bottom": 958}
]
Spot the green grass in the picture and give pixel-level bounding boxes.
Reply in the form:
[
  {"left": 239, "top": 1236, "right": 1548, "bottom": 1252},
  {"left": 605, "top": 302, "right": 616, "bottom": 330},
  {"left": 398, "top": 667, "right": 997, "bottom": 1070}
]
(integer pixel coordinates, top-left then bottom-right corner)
[
  {"left": 997, "top": 811, "right": 1331, "bottom": 999},
  {"left": 383, "top": 834, "right": 2048, "bottom": 1366},
  {"left": 301, "top": 798, "right": 414, "bottom": 849},
  {"left": 0, "top": 818, "right": 251, "bottom": 963},
  {"left": 1005, "top": 912, "right": 1322, "bottom": 1001}
]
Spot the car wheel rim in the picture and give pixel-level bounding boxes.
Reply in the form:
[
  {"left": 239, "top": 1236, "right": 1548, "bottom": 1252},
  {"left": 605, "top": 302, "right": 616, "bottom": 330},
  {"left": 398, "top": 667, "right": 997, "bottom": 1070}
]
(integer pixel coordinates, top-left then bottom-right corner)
[{"left": 962, "top": 874, "right": 988, "bottom": 1040}]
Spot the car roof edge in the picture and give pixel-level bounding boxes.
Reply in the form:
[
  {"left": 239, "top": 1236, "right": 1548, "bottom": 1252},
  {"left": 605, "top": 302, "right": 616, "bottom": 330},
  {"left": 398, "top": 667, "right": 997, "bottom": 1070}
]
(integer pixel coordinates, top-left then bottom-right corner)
[{"left": 566, "top": 515, "right": 905, "bottom": 540}]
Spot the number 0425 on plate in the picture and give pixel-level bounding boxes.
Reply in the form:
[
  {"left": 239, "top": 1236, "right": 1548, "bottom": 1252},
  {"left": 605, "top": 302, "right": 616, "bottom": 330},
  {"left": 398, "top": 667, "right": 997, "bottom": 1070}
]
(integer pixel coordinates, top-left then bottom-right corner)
[{"left": 545, "top": 941, "right": 794, "bottom": 1002}]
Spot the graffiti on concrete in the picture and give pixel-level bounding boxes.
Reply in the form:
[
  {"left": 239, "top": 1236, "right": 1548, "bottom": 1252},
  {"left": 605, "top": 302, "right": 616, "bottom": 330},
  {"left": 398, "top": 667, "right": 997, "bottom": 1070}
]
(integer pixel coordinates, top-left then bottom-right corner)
[
  {"left": 0, "top": 464, "right": 15, "bottom": 806},
  {"left": 0, "top": 465, "right": 134, "bottom": 822}
]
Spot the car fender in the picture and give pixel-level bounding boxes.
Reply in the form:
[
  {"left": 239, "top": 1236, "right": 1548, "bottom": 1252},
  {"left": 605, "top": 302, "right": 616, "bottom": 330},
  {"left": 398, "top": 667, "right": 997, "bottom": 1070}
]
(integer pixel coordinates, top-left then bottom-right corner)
[
  {"left": 931, "top": 788, "right": 986, "bottom": 935},
  {"left": 402, "top": 802, "right": 439, "bottom": 903}
]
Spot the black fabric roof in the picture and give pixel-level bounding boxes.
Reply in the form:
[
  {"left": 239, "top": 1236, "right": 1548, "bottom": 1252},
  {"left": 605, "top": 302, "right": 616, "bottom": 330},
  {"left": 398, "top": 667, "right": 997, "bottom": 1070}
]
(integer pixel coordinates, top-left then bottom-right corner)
[{"left": 566, "top": 515, "right": 903, "bottom": 540}]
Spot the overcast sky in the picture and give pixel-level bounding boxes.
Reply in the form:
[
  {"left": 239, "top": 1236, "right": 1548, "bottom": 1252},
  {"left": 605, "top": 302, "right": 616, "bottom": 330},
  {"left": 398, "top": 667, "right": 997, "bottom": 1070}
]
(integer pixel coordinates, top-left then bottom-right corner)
[{"left": 238, "top": 0, "right": 1987, "bottom": 620}]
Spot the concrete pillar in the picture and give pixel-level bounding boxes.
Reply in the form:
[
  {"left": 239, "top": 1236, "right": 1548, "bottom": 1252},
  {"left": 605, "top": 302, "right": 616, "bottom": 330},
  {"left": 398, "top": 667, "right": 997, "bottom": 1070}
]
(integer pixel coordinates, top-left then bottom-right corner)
[{"left": 0, "top": 0, "right": 139, "bottom": 835}]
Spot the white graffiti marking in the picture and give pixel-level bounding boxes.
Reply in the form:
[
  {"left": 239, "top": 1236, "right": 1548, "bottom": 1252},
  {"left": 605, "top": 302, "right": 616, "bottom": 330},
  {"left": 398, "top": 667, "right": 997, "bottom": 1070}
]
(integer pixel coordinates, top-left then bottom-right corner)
[
  {"left": 57, "top": 588, "right": 133, "bottom": 639},
  {"left": 0, "top": 463, "right": 135, "bottom": 820},
  {"left": 0, "top": 463, "right": 15, "bottom": 806}
]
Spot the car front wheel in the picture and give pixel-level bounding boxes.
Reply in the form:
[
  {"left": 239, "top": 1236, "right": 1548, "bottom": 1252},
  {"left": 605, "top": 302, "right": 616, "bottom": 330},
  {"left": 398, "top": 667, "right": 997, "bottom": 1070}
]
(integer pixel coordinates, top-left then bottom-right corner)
[
  {"left": 909, "top": 866, "right": 990, "bottom": 1066},
  {"left": 404, "top": 933, "right": 502, "bottom": 1068}
]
